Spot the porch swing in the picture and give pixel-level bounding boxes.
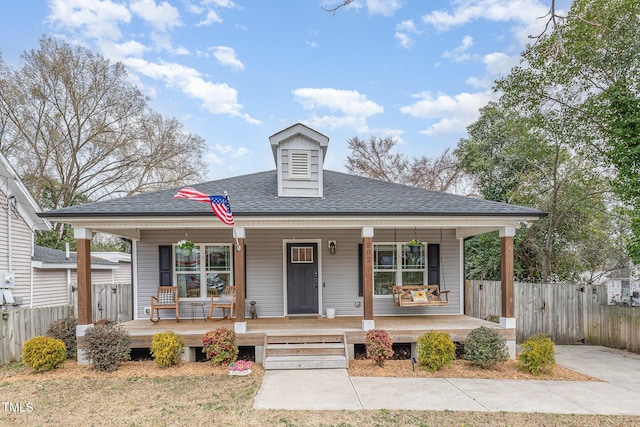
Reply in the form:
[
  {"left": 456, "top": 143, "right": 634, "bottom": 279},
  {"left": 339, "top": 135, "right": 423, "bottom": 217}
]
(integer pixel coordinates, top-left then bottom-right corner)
[{"left": 392, "top": 229, "right": 450, "bottom": 307}]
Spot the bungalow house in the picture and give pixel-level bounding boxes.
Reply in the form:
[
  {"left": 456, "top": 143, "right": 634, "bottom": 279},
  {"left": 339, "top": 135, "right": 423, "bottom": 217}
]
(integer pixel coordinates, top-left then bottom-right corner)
[{"left": 39, "top": 123, "right": 545, "bottom": 366}]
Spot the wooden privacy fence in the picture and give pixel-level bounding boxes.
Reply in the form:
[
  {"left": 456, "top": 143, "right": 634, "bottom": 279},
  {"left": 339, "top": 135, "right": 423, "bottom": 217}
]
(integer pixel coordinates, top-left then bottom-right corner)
[
  {"left": 0, "top": 283, "right": 132, "bottom": 364},
  {"left": 0, "top": 305, "right": 73, "bottom": 365},
  {"left": 72, "top": 282, "right": 133, "bottom": 324},
  {"left": 465, "top": 280, "right": 640, "bottom": 353}
]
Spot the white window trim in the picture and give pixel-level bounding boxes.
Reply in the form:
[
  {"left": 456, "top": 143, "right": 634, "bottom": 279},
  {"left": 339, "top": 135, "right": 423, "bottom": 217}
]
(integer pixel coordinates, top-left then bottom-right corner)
[
  {"left": 372, "top": 242, "right": 427, "bottom": 297},
  {"left": 288, "top": 150, "right": 311, "bottom": 179},
  {"left": 173, "top": 243, "right": 233, "bottom": 300}
]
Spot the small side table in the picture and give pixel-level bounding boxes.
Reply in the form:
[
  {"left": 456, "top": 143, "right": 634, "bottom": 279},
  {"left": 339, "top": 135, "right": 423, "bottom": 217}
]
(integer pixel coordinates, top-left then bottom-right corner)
[{"left": 189, "top": 302, "right": 206, "bottom": 322}]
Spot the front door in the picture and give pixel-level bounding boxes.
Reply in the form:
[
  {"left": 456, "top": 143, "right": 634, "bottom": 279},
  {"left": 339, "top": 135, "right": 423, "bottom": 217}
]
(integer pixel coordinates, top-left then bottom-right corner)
[{"left": 286, "top": 243, "right": 318, "bottom": 315}]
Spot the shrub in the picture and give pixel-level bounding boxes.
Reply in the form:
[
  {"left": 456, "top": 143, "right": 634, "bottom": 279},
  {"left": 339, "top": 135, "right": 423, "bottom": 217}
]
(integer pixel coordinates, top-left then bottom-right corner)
[
  {"left": 22, "top": 336, "right": 67, "bottom": 372},
  {"left": 80, "top": 320, "right": 131, "bottom": 372},
  {"left": 202, "top": 328, "right": 238, "bottom": 365},
  {"left": 518, "top": 333, "right": 556, "bottom": 376},
  {"left": 416, "top": 331, "right": 455, "bottom": 372},
  {"left": 46, "top": 317, "right": 78, "bottom": 360},
  {"left": 365, "top": 329, "right": 394, "bottom": 367},
  {"left": 151, "top": 331, "right": 185, "bottom": 368},
  {"left": 463, "top": 326, "right": 509, "bottom": 369}
]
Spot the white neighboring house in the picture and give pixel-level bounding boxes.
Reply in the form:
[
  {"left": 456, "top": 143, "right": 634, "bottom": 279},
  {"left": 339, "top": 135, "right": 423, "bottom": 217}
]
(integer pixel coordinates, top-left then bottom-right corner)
[
  {"left": 601, "top": 262, "right": 640, "bottom": 306},
  {"left": 0, "top": 153, "right": 51, "bottom": 307},
  {"left": 0, "top": 151, "right": 132, "bottom": 309},
  {"left": 31, "top": 245, "right": 132, "bottom": 308}
]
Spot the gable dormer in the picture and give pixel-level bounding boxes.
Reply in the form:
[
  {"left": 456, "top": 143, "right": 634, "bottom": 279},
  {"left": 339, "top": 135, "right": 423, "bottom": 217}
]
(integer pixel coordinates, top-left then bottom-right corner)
[{"left": 269, "top": 123, "right": 329, "bottom": 198}]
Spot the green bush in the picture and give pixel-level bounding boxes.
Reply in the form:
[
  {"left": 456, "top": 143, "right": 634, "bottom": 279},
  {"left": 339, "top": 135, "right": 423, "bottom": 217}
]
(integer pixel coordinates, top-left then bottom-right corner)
[
  {"left": 22, "top": 336, "right": 67, "bottom": 372},
  {"left": 365, "top": 329, "right": 394, "bottom": 367},
  {"left": 80, "top": 320, "right": 131, "bottom": 372},
  {"left": 463, "top": 326, "right": 509, "bottom": 369},
  {"left": 416, "top": 331, "right": 455, "bottom": 372},
  {"left": 202, "top": 328, "right": 238, "bottom": 366},
  {"left": 151, "top": 331, "right": 185, "bottom": 368},
  {"left": 518, "top": 333, "right": 556, "bottom": 376},
  {"left": 46, "top": 317, "right": 78, "bottom": 360}
]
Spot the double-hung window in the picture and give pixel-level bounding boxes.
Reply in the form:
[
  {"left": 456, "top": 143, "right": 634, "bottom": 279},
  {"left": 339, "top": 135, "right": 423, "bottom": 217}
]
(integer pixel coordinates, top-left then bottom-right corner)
[
  {"left": 373, "top": 243, "right": 426, "bottom": 295},
  {"left": 174, "top": 244, "right": 233, "bottom": 298}
]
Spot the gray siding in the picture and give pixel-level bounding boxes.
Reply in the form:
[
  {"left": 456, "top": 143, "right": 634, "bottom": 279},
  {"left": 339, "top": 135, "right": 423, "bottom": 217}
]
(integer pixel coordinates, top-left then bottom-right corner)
[
  {"left": 112, "top": 261, "right": 132, "bottom": 284},
  {"left": 0, "top": 191, "right": 36, "bottom": 306},
  {"left": 136, "top": 229, "right": 237, "bottom": 319},
  {"left": 278, "top": 135, "right": 322, "bottom": 197},
  {"left": 370, "top": 229, "right": 461, "bottom": 315},
  {"left": 134, "top": 228, "right": 462, "bottom": 319},
  {"left": 32, "top": 269, "right": 71, "bottom": 307}
]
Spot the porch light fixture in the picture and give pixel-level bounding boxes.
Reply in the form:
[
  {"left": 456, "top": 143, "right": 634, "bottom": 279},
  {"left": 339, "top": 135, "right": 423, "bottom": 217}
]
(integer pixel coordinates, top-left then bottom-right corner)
[{"left": 328, "top": 241, "right": 336, "bottom": 254}]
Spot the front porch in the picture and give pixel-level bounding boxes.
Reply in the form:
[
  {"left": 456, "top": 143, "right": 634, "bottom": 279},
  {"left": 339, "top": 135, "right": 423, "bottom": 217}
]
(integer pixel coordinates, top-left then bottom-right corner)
[{"left": 120, "top": 315, "right": 514, "bottom": 364}]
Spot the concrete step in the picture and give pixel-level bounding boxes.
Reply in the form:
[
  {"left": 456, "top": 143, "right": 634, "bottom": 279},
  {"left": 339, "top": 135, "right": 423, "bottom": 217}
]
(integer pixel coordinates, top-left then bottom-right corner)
[
  {"left": 262, "top": 355, "right": 348, "bottom": 370},
  {"left": 263, "top": 332, "right": 348, "bottom": 370},
  {"left": 266, "top": 343, "right": 345, "bottom": 357}
]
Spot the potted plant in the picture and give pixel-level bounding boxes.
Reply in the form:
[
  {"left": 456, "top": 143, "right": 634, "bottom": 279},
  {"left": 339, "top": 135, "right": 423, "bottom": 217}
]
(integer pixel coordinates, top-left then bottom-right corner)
[
  {"left": 176, "top": 239, "right": 195, "bottom": 257},
  {"left": 407, "top": 239, "right": 422, "bottom": 255}
]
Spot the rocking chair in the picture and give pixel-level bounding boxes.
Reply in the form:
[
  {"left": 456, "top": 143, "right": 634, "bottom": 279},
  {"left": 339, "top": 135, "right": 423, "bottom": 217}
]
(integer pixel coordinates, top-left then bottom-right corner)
[
  {"left": 208, "top": 286, "right": 235, "bottom": 320},
  {"left": 150, "top": 286, "right": 179, "bottom": 323}
]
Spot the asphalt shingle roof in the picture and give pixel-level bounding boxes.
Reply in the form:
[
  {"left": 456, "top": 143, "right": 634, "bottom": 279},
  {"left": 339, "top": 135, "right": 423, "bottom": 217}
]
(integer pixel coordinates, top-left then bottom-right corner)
[
  {"left": 33, "top": 245, "right": 118, "bottom": 265},
  {"left": 39, "top": 170, "right": 545, "bottom": 218}
]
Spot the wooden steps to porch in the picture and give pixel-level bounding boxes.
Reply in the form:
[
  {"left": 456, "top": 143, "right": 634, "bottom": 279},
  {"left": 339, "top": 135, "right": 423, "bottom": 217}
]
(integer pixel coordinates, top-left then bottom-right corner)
[{"left": 262, "top": 333, "right": 349, "bottom": 370}]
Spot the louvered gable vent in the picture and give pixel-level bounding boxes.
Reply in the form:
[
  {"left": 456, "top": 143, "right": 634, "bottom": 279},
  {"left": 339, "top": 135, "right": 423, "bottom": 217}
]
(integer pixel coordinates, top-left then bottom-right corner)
[{"left": 289, "top": 151, "right": 310, "bottom": 179}]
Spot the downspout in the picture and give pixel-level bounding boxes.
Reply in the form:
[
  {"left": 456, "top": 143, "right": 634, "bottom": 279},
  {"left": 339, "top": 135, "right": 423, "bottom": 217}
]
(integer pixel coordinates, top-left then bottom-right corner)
[
  {"left": 7, "top": 195, "right": 15, "bottom": 273},
  {"left": 30, "top": 233, "right": 34, "bottom": 308},
  {"left": 66, "top": 242, "right": 72, "bottom": 306}
]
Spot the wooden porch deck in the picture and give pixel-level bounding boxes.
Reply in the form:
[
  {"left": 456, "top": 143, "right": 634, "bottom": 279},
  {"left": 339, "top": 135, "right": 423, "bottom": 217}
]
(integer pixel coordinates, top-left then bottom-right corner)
[{"left": 120, "top": 315, "right": 513, "bottom": 349}]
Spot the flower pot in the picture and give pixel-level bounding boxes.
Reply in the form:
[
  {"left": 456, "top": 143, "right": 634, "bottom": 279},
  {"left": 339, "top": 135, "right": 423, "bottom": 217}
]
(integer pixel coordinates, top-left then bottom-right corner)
[
  {"left": 410, "top": 245, "right": 421, "bottom": 255},
  {"left": 178, "top": 247, "right": 192, "bottom": 257}
]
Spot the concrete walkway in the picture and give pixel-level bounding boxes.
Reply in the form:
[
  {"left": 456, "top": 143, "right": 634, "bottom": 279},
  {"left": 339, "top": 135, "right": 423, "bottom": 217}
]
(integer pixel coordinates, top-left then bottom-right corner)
[{"left": 253, "top": 345, "right": 640, "bottom": 414}]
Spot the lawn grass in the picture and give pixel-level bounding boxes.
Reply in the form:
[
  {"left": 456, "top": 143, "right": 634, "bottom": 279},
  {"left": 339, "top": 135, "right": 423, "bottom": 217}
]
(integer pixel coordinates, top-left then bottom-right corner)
[{"left": 1, "top": 363, "right": 638, "bottom": 426}]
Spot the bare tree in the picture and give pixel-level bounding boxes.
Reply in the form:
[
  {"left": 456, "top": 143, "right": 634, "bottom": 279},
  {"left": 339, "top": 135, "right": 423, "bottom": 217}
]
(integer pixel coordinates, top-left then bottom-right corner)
[
  {"left": 0, "top": 37, "right": 207, "bottom": 212},
  {"left": 346, "top": 135, "right": 464, "bottom": 193}
]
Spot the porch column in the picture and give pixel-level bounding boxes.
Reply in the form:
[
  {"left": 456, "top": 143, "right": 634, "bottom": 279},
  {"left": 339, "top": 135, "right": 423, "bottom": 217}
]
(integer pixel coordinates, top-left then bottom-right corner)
[
  {"left": 500, "top": 226, "right": 516, "bottom": 359},
  {"left": 233, "top": 226, "right": 247, "bottom": 333},
  {"left": 75, "top": 227, "right": 92, "bottom": 364},
  {"left": 362, "top": 226, "right": 374, "bottom": 331}
]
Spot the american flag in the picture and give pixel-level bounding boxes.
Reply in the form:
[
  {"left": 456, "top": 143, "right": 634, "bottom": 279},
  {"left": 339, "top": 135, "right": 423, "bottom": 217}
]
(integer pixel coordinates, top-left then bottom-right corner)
[{"left": 173, "top": 187, "right": 234, "bottom": 225}]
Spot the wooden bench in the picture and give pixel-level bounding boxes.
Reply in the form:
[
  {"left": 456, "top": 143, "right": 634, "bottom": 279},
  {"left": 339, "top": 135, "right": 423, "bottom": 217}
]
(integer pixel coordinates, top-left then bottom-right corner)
[{"left": 392, "top": 285, "right": 450, "bottom": 307}]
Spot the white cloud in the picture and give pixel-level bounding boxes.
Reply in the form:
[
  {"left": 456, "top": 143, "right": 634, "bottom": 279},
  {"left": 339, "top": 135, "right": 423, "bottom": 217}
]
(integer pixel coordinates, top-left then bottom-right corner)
[
  {"left": 293, "top": 88, "right": 383, "bottom": 133},
  {"left": 207, "top": 152, "right": 222, "bottom": 165},
  {"left": 395, "top": 19, "right": 421, "bottom": 49},
  {"left": 367, "top": 0, "right": 404, "bottom": 16},
  {"left": 483, "top": 51, "right": 519, "bottom": 76},
  {"left": 400, "top": 90, "right": 496, "bottom": 136},
  {"left": 100, "top": 40, "right": 148, "bottom": 59},
  {"left": 232, "top": 147, "right": 249, "bottom": 158},
  {"left": 214, "top": 144, "right": 233, "bottom": 154},
  {"left": 196, "top": 10, "right": 223, "bottom": 26},
  {"left": 442, "top": 35, "right": 474, "bottom": 62},
  {"left": 47, "top": 0, "right": 131, "bottom": 40},
  {"left": 130, "top": 0, "right": 181, "bottom": 32},
  {"left": 422, "top": 0, "right": 548, "bottom": 31},
  {"left": 211, "top": 46, "right": 244, "bottom": 70},
  {"left": 123, "top": 58, "right": 259, "bottom": 124},
  {"left": 293, "top": 88, "right": 383, "bottom": 117}
]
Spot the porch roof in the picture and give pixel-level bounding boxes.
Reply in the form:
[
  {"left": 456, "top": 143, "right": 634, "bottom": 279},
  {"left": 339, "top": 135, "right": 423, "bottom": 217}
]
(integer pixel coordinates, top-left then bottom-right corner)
[{"left": 40, "top": 170, "right": 545, "bottom": 219}]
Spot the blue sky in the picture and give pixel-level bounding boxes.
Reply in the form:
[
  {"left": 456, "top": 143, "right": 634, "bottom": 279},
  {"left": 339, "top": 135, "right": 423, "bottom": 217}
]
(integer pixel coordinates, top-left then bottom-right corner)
[{"left": 0, "top": 0, "right": 570, "bottom": 181}]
